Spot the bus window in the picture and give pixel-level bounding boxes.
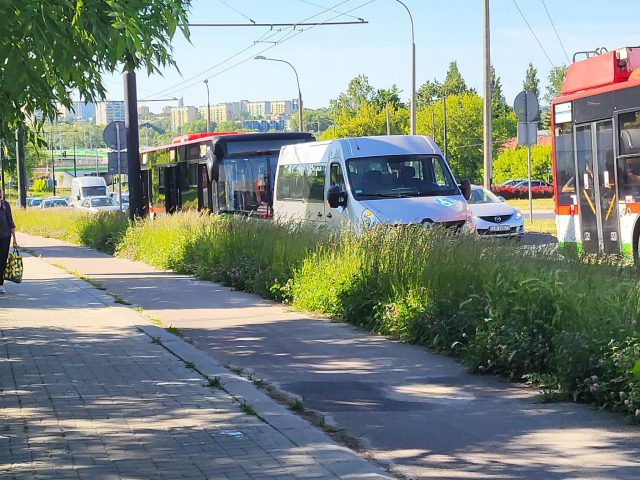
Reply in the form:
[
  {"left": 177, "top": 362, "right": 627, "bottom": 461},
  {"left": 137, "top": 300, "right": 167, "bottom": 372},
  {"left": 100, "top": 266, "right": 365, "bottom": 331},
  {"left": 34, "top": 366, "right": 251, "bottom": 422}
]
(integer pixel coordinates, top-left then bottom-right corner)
[
  {"left": 618, "top": 111, "right": 640, "bottom": 198},
  {"left": 216, "top": 157, "right": 267, "bottom": 213},
  {"left": 554, "top": 122, "right": 575, "bottom": 205},
  {"left": 179, "top": 163, "right": 199, "bottom": 210}
]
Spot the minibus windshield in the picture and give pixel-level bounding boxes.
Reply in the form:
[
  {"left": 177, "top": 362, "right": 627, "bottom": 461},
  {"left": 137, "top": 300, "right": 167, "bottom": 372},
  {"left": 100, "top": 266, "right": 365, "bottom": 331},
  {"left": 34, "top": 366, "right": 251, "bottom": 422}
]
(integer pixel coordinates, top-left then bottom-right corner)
[{"left": 346, "top": 155, "right": 459, "bottom": 199}]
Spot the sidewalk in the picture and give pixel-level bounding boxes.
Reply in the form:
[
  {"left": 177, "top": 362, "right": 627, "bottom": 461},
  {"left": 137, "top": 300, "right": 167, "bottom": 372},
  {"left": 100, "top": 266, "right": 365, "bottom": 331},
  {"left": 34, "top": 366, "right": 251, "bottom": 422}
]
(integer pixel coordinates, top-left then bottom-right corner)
[
  {"left": 16, "top": 233, "right": 640, "bottom": 480},
  {"left": 0, "top": 254, "right": 391, "bottom": 479}
]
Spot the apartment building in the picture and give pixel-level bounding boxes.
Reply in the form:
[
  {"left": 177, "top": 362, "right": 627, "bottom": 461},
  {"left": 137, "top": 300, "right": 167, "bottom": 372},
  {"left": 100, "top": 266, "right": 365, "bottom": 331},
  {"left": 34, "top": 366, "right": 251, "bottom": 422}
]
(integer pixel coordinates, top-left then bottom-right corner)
[
  {"left": 170, "top": 106, "right": 198, "bottom": 131},
  {"left": 95, "top": 101, "right": 125, "bottom": 125}
]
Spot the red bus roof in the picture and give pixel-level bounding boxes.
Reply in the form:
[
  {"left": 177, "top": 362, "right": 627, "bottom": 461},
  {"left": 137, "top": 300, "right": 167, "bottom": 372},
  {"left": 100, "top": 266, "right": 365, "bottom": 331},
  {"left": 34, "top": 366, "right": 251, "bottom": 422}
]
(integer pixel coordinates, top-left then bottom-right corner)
[
  {"left": 140, "top": 131, "right": 242, "bottom": 154},
  {"left": 553, "top": 47, "right": 640, "bottom": 104}
]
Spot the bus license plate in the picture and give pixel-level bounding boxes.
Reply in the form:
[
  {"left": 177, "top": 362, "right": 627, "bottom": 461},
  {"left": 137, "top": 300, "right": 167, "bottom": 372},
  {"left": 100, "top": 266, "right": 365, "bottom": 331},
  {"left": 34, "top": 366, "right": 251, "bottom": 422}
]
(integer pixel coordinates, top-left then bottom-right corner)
[{"left": 489, "top": 225, "right": 511, "bottom": 232}]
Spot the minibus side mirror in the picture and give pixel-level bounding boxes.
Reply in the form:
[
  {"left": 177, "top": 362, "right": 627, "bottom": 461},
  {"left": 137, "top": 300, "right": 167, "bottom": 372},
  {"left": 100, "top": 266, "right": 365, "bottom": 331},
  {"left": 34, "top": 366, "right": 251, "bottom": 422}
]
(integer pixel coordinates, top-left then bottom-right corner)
[
  {"left": 327, "top": 185, "right": 347, "bottom": 209},
  {"left": 460, "top": 178, "right": 471, "bottom": 201},
  {"left": 498, "top": 196, "right": 506, "bottom": 202},
  {"left": 76, "top": 195, "right": 80, "bottom": 201}
]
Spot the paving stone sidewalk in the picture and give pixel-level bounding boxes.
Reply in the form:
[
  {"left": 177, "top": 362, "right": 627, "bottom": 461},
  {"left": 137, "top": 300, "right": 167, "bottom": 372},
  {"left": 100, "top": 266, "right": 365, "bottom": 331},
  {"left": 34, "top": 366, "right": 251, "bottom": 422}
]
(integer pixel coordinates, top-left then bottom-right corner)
[{"left": 0, "top": 255, "right": 391, "bottom": 480}]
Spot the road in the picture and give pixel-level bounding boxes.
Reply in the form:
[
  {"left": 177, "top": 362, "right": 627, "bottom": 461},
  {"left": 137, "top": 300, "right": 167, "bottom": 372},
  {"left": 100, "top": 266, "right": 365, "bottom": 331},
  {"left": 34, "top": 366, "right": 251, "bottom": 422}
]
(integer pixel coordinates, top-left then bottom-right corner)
[{"left": 19, "top": 233, "right": 640, "bottom": 480}]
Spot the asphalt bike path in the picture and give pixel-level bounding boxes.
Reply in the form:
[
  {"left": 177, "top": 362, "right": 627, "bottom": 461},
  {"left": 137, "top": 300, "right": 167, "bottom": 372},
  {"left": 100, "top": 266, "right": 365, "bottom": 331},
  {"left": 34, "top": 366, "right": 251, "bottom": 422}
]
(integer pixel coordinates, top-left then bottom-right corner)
[
  {"left": 17, "top": 233, "right": 640, "bottom": 480},
  {"left": 0, "top": 250, "right": 390, "bottom": 479}
]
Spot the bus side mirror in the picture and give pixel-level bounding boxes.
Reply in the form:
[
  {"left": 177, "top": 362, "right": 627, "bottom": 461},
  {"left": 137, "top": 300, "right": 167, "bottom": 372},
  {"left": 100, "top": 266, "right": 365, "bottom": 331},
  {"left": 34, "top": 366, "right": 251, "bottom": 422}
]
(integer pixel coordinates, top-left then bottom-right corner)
[
  {"left": 327, "top": 185, "right": 347, "bottom": 208},
  {"left": 206, "top": 151, "right": 219, "bottom": 182},
  {"left": 460, "top": 178, "right": 471, "bottom": 201}
]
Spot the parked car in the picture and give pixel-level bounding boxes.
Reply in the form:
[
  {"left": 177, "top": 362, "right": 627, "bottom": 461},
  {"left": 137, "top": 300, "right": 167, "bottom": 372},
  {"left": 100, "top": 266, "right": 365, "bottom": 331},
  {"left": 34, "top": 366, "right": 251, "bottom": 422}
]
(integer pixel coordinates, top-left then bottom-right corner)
[
  {"left": 76, "top": 195, "right": 121, "bottom": 213},
  {"left": 41, "top": 198, "right": 69, "bottom": 208},
  {"left": 498, "top": 178, "right": 526, "bottom": 187},
  {"left": 512, "top": 179, "right": 551, "bottom": 189},
  {"left": 26, "top": 197, "right": 43, "bottom": 208},
  {"left": 109, "top": 191, "right": 130, "bottom": 210},
  {"left": 468, "top": 185, "right": 525, "bottom": 238}
]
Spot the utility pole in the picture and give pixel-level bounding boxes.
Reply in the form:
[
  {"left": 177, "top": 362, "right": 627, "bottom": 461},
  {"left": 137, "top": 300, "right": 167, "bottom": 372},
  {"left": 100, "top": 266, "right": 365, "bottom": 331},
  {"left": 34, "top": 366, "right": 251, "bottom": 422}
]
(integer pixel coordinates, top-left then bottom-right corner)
[
  {"left": 483, "top": 0, "right": 493, "bottom": 189},
  {"left": 443, "top": 97, "right": 448, "bottom": 160},
  {"left": 15, "top": 129, "right": 27, "bottom": 208},
  {"left": 386, "top": 103, "right": 391, "bottom": 135},
  {"left": 73, "top": 138, "right": 77, "bottom": 177},
  {"left": 124, "top": 70, "right": 145, "bottom": 219}
]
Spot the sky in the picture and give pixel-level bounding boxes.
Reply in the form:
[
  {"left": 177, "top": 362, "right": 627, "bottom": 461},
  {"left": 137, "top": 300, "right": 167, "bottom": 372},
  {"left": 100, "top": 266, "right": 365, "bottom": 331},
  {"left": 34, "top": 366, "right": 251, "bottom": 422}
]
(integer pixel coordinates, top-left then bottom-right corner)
[{"left": 101, "top": 0, "right": 640, "bottom": 113}]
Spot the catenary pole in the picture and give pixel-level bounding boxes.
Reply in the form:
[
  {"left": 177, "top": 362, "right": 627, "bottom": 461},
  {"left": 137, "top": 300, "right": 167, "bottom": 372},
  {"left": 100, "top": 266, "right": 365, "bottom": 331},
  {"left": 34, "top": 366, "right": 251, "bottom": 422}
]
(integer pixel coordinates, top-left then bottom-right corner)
[{"left": 483, "top": 0, "right": 493, "bottom": 189}]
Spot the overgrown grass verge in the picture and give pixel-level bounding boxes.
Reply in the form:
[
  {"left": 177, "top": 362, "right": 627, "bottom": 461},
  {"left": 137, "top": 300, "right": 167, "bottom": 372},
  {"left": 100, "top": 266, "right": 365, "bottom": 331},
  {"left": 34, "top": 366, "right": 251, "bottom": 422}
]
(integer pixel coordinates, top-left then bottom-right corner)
[
  {"left": 17, "top": 210, "right": 640, "bottom": 421},
  {"left": 14, "top": 209, "right": 128, "bottom": 254}
]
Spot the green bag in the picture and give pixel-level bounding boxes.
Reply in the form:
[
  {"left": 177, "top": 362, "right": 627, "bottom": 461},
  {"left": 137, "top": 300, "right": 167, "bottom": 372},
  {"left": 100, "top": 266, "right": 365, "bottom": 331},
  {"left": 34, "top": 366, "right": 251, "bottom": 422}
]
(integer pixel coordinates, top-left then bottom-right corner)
[{"left": 5, "top": 247, "right": 23, "bottom": 283}]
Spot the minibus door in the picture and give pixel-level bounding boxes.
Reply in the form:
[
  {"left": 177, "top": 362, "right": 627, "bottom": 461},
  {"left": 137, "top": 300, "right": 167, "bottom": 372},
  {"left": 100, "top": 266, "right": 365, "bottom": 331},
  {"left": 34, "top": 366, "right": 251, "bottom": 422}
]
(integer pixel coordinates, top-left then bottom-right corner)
[
  {"left": 326, "top": 161, "right": 348, "bottom": 229},
  {"left": 575, "top": 120, "right": 619, "bottom": 254}
]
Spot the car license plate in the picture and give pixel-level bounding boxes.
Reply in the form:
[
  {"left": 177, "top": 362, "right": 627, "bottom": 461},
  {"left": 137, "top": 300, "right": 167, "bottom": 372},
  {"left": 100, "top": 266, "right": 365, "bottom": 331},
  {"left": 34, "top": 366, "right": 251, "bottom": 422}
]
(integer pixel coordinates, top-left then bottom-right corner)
[{"left": 489, "top": 225, "right": 511, "bottom": 232}]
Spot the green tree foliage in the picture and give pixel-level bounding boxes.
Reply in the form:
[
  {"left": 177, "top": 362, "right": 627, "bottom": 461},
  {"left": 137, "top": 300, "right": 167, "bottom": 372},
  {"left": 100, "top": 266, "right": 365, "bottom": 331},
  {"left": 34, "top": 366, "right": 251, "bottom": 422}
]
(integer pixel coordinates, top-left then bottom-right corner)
[
  {"left": 331, "top": 74, "right": 375, "bottom": 114},
  {"left": 492, "top": 144, "right": 552, "bottom": 184},
  {"left": 216, "top": 121, "right": 241, "bottom": 132},
  {"left": 416, "top": 79, "right": 442, "bottom": 108},
  {"left": 0, "top": 0, "right": 191, "bottom": 139},
  {"left": 321, "top": 103, "right": 409, "bottom": 140},
  {"left": 416, "top": 93, "right": 517, "bottom": 183},
  {"left": 490, "top": 65, "right": 505, "bottom": 107},
  {"left": 289, "top": 108, "right": 333, "bottom": 134},
  {"left": 181, "top": 119, "right": 208, "bottom": 134},
  {"left": 442, "top": 62, "right": 472, "bottom": 96},
  {"left": 545, "top": 65, "right": 568, "bottom": 104},
  {"left": 523, "top": 62, "right": 541, "bottom": 100}
]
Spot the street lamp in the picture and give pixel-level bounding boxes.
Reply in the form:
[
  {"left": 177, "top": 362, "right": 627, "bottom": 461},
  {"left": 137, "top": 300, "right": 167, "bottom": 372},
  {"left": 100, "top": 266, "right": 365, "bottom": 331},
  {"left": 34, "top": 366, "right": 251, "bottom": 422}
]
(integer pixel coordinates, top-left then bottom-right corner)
[
  {"left": 203, "top": 79, "right": 211, "bottom": 133},
  {"left": 394, "top": 0, "right": 416, "bottom": 135},
  {"left": 255, "top": 55, "right": 304, "bottom": 132}
]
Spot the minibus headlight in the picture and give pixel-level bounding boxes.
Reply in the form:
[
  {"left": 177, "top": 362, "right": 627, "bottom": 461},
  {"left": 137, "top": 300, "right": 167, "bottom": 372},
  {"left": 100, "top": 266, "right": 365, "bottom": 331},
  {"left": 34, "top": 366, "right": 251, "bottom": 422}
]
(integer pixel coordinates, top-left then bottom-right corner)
[{"left": 515, "top": 210, "right": 522, "bottom": 219}]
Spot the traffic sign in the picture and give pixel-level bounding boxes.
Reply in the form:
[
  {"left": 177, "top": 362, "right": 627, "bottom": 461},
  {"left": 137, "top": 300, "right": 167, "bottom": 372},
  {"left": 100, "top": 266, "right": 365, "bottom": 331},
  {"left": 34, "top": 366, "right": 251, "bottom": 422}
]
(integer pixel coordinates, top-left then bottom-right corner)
[
  {"left": 103, "top": 121, "right": 127, "bottom": 151},
  {"left": 513, "top": 91, "right": 539, "bottom": 123}
]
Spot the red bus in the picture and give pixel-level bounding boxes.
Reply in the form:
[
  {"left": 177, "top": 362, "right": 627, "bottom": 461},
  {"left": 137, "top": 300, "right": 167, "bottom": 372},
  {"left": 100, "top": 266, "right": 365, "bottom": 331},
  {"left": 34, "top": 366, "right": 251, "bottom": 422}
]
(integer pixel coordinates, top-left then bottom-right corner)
[
  {"left": 551, "top": 46, "right": 640, "bottom": 258},
  {"left": 140, "top": 131, "right": 314, "bottom": 216}
]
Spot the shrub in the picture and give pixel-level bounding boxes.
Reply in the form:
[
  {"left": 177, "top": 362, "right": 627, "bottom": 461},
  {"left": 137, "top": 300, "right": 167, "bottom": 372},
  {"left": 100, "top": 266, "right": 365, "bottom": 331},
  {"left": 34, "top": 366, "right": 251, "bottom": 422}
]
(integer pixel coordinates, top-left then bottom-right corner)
[{"left": 492, "top": 185, "right": 553, "bottom": 199}]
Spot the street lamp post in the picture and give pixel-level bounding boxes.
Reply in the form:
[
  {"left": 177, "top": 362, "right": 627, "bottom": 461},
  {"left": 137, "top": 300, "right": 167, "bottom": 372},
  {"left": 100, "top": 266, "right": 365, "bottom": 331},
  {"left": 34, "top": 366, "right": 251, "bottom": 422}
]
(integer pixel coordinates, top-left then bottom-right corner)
[
  {"left": 255, "top": 55, "right": 304, "bottom": 132},
  {"left": 395, "top": 0, "right": 416, "bottom": 135},
  {"left": 203, "top": 79, "right": 211, "bottom": 133}
]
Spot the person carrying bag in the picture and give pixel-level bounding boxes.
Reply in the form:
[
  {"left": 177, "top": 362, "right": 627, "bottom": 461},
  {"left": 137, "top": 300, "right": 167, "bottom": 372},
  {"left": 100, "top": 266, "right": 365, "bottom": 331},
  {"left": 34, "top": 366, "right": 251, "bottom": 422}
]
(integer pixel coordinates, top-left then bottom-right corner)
[{"left": 0, "top": 189, "right": 18, "bottom": 294}]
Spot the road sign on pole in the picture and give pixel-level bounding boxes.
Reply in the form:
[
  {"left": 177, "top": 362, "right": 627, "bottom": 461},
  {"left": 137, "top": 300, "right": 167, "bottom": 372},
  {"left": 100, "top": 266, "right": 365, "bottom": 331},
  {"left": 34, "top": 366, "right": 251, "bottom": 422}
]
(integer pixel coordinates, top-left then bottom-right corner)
[
  {"left": 513, "top": 91, "right": 539, "bottom": 224},
  {"left": 103, "top": 121, "right": 127, "bottom": 211}
]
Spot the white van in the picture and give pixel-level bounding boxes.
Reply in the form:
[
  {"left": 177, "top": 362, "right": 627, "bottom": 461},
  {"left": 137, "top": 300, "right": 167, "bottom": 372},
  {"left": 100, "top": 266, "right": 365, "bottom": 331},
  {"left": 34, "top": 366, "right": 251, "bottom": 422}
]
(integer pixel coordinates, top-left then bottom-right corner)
[
  {"left": 273, "top": 135, "right": 473, "bottom": 230},
  {"left": 71, "top": 176, "right": 108, "bottom": 207}
]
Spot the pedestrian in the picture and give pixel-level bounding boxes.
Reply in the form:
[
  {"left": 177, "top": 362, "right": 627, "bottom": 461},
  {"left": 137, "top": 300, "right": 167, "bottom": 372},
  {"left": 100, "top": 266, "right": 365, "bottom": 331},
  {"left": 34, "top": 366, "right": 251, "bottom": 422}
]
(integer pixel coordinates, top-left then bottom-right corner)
[{"left": 0, "top": 188, "right": 18, "bottom": 294}]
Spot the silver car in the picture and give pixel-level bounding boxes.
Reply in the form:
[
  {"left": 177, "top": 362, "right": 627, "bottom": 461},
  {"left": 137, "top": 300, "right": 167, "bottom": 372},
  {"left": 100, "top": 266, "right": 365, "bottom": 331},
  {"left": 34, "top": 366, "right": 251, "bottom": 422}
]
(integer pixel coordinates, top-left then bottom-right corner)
[{"left": 468, "top": 185, "right": 525, "bottom": 238}]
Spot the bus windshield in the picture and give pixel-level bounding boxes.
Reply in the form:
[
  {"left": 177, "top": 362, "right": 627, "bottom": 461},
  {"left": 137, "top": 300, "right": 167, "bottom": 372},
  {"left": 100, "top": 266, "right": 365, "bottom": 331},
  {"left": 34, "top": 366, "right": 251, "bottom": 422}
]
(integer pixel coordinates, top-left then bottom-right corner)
[
  {"left": 216, "top": 155, "right": 277, "bottom": 213},
  {"left": 346, "top": 155, "right": 459, "bottom": 199}
]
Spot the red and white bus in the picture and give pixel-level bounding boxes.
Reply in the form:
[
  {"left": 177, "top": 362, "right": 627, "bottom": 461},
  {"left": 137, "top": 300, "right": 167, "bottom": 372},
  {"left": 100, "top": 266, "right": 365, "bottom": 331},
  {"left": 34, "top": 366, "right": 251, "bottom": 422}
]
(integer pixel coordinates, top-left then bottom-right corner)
[
  {"left": 139, "top": 131, "right": 314, "bottom": 216},
  {"left": 551, "top": 46, "right": 640, "bottom": 259}
]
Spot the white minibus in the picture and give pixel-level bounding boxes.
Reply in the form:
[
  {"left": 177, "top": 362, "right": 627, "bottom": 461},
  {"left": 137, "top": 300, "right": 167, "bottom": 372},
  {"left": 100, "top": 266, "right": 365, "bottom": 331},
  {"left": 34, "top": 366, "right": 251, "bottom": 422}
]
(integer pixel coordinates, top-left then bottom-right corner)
[{"left": 273, "top": 135, "right": 473, "bottom": 230}]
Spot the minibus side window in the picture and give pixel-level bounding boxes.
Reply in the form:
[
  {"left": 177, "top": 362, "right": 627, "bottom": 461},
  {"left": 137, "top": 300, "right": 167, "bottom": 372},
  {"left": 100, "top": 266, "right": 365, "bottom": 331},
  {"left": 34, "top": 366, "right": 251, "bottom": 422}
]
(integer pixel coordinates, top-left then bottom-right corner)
[
  {"left": 431, "top": 158, "right": 447, "bottom": 186},
  {"left": 330, "top": 163, "right": 346, "bottom": 190}
]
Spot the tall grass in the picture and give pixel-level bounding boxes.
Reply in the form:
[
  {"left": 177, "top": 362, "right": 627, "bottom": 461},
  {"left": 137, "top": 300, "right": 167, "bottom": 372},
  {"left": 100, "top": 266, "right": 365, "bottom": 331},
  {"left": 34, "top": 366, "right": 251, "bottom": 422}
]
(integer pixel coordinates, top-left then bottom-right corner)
[
  {"left": 14, "top": 210, "right": 640, "bottom": 419},
  {"left": 14, "top": 209, "right": 128, "bottom": 254}
]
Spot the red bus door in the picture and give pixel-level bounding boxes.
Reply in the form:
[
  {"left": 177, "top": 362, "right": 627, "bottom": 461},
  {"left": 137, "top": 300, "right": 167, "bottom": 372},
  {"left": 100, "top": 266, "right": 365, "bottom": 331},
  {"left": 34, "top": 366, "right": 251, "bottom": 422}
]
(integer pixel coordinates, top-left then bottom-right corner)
[{"left": 575, "top": 120, "right": 619, "bottom": 254}]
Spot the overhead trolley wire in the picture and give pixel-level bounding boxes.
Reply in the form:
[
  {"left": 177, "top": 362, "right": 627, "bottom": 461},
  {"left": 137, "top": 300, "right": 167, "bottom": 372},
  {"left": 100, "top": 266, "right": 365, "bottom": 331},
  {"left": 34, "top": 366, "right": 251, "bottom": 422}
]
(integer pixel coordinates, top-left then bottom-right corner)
[
  {"left": 294, "top": 0, "right": 366, "bottom": 22},
  {"left": 216, "top": 0, "right": 257, "bottom": 24},
  {"left": 540, "top": 0, "right": 571, "bottom": 64},
  {"left": 146, "top": 0, "right": 373, "bottom": 101},
  {"left": 511, "top": 0, "right": 556, "bottom": 69}
]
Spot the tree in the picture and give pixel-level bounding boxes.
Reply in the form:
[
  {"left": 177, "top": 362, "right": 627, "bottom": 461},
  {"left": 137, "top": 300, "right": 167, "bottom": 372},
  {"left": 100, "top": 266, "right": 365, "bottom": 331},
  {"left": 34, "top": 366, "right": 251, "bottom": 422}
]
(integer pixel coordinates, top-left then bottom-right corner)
[
  {"left": 492, "top": 144, "right": 552, "bottom": 184},
  {"left": 545, "top": 65, "right": 568, "bottom": 104},
  {"left": 491, "top": 65, "right": 506, "bottom": 108},
  {"left": 217, "top": 121, "right": 241, "bottom": 132},
  {"left": 0, "top": 1, "right": 190, "bottom": 141},
  {"left": 320, "top": 103, "right": 408, "bottom": 140},
  {"left": 442, "top": 62, "right": 471, "bottom": 96},
  {"left": 523, "top": 62, "right": 541, "bottom": 100},
  {"left": 289, "top": 108, "right": 333, "bottom": 134},
  {"left": 372, "top": 86, "right": 404, "bottom": 111},
  {"left": 416, "top": 79, "right": 442, "bottom": 107},
  {"left": 332, "top": 75, "right": 375, "bottom": 113},
  {"left": 182, "top": 119, "right": 208, "bottom": 134}
]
